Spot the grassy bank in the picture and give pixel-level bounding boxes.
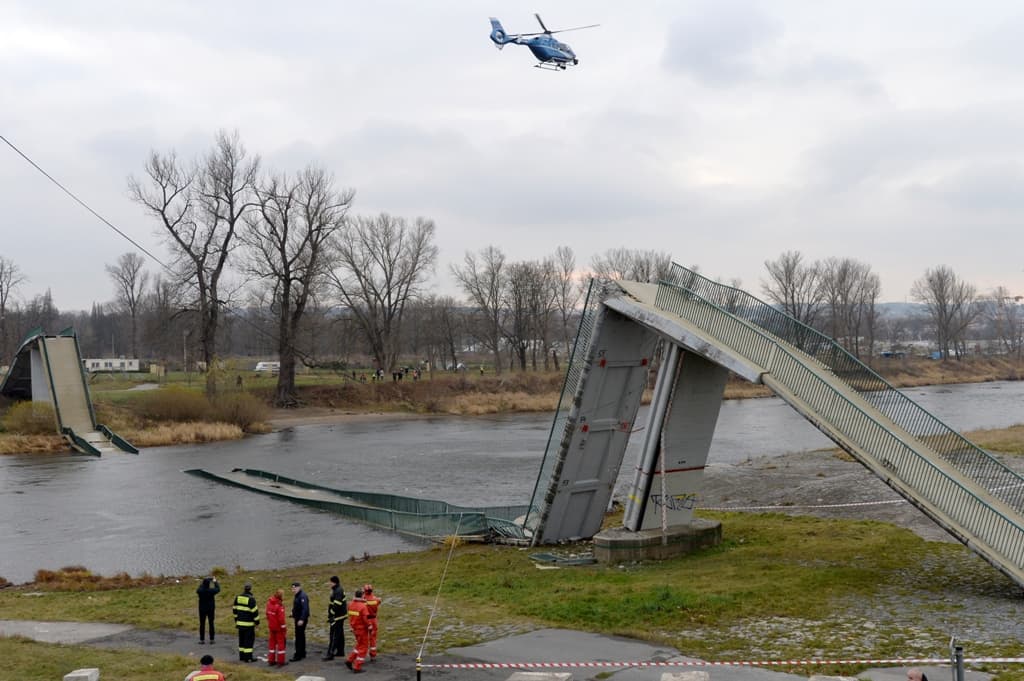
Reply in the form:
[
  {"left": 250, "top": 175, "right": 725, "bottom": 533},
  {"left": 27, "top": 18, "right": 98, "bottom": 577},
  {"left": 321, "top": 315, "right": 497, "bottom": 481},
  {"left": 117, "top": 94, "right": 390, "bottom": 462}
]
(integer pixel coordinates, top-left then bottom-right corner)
[{"left": 1, "top": 512, "right": 1023, "bottom": 681}]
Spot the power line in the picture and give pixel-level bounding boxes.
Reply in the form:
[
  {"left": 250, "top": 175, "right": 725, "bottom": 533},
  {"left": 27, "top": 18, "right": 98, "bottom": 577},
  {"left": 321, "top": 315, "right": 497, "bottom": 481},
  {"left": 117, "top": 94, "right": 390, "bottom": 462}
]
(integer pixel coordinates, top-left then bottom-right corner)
[
  {"left": 0, "top": 134, "right": 174, "bottom": 276},
  {"left": 0, "top": 133, "right": 283, "bottom": 350}
]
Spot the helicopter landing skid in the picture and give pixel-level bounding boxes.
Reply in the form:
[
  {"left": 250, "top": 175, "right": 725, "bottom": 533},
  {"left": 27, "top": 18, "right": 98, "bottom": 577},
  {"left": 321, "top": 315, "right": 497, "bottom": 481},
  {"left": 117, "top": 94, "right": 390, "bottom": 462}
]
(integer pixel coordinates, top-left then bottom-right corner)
[{"left": 534, "top": 62, "right": 568, "bottom": 71}]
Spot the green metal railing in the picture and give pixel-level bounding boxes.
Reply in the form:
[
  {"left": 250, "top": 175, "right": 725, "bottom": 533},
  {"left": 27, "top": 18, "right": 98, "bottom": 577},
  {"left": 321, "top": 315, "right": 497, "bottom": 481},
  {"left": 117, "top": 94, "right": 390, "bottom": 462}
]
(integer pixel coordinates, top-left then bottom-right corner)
[
  {"left": 659, "top": 264, "right": 1024, "bottom": 513},
  {"left": 654, "top": 266, "right": 1024, "bottom": 574},
  {"left": 525, "top": 278, "right": 604, "bottom": 532},
  {"left": 188, "top": 468, "right": 530, "bottom": 541}
]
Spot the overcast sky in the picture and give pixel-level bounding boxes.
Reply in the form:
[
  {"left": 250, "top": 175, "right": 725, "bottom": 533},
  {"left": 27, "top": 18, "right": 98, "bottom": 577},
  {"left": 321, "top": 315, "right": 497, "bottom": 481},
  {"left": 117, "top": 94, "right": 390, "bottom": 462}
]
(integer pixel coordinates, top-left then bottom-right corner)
[{"left": 3, "top": 1, "right": 1023, "bottom": 312}]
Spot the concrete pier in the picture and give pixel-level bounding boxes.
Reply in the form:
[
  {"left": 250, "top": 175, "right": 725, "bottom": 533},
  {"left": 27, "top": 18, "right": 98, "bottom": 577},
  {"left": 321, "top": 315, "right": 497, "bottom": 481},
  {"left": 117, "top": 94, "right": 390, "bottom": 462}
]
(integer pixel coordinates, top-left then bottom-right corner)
[{"left": 592, "top": 518, "right": 721, "bottom": 563}]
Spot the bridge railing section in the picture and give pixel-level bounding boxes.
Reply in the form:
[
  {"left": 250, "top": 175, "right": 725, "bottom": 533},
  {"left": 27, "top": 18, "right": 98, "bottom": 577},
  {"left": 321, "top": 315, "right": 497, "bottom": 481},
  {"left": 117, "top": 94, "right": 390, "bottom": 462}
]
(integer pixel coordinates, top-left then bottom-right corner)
[
  {"left": 526, "top": 278, "right": 604, "bottom": 532},
  {"left": 659, "top": 264, "right": 1024, "bottom": 515},
  {"left": 654, "top": 278, "right": 1024, "bottom": 572}
]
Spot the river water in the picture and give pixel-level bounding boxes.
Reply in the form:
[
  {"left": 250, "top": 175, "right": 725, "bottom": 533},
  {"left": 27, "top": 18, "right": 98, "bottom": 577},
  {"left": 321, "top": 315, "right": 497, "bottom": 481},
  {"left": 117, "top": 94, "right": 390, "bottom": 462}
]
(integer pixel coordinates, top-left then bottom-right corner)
[{"left": 0, "top": 381, "right": 1021, "bottom": 584}]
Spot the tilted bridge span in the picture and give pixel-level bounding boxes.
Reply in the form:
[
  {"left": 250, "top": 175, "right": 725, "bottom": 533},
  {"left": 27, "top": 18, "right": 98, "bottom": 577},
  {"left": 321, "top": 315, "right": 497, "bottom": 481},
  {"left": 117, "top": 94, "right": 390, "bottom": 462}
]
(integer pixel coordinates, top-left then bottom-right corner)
[{"left": 526, "top": 264, "right": 1024, "bottom": 589}]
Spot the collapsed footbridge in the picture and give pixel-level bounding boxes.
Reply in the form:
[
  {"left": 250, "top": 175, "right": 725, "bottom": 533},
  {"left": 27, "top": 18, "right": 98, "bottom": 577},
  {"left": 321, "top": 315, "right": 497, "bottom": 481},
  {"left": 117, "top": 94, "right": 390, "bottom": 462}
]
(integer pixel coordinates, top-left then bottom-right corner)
[
  {"left": 0, "top": 328, "right": 136, "bottom": 455},
  {"left": 526, "top": 264, "right": 1024, "bottom": 589}
]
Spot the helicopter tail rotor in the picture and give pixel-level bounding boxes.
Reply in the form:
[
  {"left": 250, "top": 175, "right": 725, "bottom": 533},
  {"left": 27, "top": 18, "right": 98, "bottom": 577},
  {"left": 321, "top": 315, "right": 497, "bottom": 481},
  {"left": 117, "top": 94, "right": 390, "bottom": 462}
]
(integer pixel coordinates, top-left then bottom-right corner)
[{"left": 489, "top": 17, "right": 510, "bottom": 48}]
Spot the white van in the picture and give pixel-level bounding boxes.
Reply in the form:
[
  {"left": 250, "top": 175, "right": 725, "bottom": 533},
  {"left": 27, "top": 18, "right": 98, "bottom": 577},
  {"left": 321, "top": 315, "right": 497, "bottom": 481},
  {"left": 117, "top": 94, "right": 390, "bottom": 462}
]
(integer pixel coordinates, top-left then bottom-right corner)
[{"left": 254, "top": 361, "right": 280, "bottom": 373}]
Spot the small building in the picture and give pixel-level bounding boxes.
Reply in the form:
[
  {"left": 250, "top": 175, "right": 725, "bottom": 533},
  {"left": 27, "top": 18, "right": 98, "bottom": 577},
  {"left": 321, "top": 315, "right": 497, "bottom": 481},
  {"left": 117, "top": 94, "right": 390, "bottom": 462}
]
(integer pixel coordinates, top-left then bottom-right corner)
[{"left": 81, "top": 358, "right": 140, "bottom": 373}]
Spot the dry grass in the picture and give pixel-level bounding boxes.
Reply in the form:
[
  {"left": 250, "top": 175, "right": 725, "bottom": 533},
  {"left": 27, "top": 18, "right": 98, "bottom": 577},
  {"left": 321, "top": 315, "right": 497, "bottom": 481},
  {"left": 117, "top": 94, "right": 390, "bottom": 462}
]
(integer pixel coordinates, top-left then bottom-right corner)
[
  {"left": 870, "top": 355, "right": 1023, "bottom": 387},
  {"left": 33, "top": 565, "right": 172, "bottom": 591},
  {"left": 0, "top": 434, "right": 69, "bottom": 455},
  {"left": 120, "top": 421, "right": 245, "bottom": 446},
  {"left": 966, "top": 424, "right": 1024, "bottom": 455},
  {"left": 444, "top": 391, "right": 559, "bottom": 415}
]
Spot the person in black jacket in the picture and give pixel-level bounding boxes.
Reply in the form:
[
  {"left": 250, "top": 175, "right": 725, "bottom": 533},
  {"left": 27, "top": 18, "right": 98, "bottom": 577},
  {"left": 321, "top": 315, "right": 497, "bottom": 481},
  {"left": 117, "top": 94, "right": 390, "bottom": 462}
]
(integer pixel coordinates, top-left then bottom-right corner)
[
  {"left": 290, "top": 581, "right": 310, "bottom": 661},
  {"left": 323, "top": 575, "right": 347, "bottom": 660},
  {"left": 196, "top": 576, "right": 220, "bottom": 644}
]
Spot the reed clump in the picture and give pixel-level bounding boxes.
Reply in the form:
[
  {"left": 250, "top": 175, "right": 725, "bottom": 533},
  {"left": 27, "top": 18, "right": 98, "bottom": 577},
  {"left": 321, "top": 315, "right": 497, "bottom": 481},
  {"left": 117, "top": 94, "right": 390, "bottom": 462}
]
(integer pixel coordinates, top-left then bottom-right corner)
[
  {"left": 33, "top": 565, "right": 169, "bottom": 591},
  {"left": 1, "top": 402, "right": 57, "bottom": 435}
]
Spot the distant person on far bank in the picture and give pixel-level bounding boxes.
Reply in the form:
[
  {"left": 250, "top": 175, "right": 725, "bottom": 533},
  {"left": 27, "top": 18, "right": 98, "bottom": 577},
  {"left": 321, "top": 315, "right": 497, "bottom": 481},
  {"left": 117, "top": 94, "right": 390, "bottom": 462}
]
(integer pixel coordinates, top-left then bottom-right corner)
[
  {"left": 290, "top": 581, "right": 310, "bottom": 661},
  {"left": 196, "top": 575, "right": 219, "bottom": 644},
  {"left": 907, "top": 669, "right": 929, "bottom": 681},
  {"left": 185, "top": 653, "right": 225, "bottom": 681}
]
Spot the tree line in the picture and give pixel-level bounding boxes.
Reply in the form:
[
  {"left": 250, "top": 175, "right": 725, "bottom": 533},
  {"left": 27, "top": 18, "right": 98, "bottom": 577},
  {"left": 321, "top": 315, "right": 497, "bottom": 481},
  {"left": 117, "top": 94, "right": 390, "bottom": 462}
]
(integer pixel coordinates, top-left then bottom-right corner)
[
  {"left": 761, "top": 250, "right": 1023, "bottom": 362},
  {"left": 1, "top": 134, "right": 1021, "bottom": 406}
]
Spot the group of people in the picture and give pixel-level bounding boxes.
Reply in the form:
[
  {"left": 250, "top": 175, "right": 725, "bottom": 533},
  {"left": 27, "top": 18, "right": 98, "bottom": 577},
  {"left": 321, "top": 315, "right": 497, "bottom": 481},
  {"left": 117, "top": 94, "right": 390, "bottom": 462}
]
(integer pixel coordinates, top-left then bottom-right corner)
[{"left": 195, "top": 574, "right": 381, "bottom": 672}]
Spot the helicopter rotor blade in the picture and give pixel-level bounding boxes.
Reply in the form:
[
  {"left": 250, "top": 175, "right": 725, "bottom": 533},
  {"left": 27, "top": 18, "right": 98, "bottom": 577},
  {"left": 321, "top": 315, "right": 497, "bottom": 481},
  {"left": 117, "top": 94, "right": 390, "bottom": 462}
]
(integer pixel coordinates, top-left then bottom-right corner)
[
  {"left": 534, "top": 13, "right": 551, "bottom": 33},
  {"left": 547, "top": 23, "right": 601, "bottom": 35}
]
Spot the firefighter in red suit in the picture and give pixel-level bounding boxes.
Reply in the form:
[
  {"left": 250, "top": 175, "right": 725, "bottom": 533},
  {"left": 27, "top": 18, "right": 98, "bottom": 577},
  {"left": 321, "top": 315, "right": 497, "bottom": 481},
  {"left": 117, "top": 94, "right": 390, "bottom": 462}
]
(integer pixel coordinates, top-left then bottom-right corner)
[
  {"left": 363, "top": 583, "right": 382, "bottom": 659},
  {"left": 345, "top": 588, "right": 369, "bottom": 673},
  {"left": 265, "top": 588, "right": 288, "bottom": 666}
]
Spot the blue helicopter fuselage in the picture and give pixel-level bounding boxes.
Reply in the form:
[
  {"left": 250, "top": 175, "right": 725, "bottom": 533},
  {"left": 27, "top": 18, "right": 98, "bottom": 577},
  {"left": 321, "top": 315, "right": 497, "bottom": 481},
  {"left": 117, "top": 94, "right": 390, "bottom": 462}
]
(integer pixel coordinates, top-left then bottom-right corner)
[{"left": 524, "top": 35, "right": 576, "bottom": 65}]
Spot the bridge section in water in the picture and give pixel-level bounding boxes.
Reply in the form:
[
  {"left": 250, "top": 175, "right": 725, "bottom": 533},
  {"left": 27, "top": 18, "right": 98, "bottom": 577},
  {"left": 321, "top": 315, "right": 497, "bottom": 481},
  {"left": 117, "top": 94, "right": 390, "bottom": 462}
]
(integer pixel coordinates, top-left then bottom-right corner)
[
  {"left": 0, "top": 328, "right": 136, "bottom": 455},
  {"left": 528, "top": 265, "right": 1024, "bottom": 589}
]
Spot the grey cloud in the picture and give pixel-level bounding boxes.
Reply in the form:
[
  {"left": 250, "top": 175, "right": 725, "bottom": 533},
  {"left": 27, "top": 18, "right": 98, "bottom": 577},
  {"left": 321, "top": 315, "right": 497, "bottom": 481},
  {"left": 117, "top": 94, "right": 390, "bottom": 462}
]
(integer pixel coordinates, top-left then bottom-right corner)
[
  {"left": 804, "top": 105, "right": 1024, "bottom": 190},
  {"left": 778, "top": 54, "right": 884, "bottom": 98},
  {"left": 904, "top": 161, "right": 1024, "bottom": 214},
  {"left": 661, "top": 0, "right": 781, "bottom": 84}
]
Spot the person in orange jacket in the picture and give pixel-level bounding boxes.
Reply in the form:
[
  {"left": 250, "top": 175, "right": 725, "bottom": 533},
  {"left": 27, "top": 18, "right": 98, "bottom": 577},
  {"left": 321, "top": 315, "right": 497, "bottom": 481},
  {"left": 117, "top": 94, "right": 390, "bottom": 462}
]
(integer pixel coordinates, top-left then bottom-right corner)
[
  {"left": 363, "top": 583, "right": 382, "bottom": 660},
  {"left": 185, "top": 654, "right": 225, "bottom": 681},
  {"left": 265, "top": 588, "right": 288, "bottom": 667},
  {"left": 345, "top": 587, "right": 369, "bottom": 673}
]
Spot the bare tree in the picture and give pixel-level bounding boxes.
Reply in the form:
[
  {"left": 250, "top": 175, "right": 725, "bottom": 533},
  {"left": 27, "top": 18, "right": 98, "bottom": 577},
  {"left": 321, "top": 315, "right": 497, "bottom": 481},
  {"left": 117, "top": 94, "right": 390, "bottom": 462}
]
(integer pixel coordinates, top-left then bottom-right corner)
[
  {"left": 591, "top": 248, "right": 673, "bottom": 283},
  {"left": 527, "top": 259, "right": 559, "bottom": 370},
  {"left": 408, "top": 295, "right": 464, "bottom": 373},
  {"left": 328, "top": 213, "right": 438, "bottom": 372},
  {"left": 817, "top": 257, "right": 881, "bottom": 359},
  {"left": 761, "top": 250, "right": 823, "bottom": 327},
  {"left": 503, "top": 261, "right": 534, "bottom": 371},
  {"left": 451, "top": 246, "right": 506, "bottom": 374},
  {"left": 552, "top": 245, "right": 582, "bottom": 360},
  {"left": 984, "top": 287, "right": 1023, "bottom": 358},
  {"left": 141, "top": 274, "right": 187, "bottom": 367},
  {"left": 0, "top": 256, "right": 26, "bottom": 363},
  {"left": 244, "top": 166, "right": 353, "bottom": 406},
  {"left": 105, "top": 252, "right": 149, "bottom": 359},
  {"left": 911, "top": 265, "right": 978, "bottom": 360},
  {"left": 129, "top": 130, "right": 259, "bottom": 395}
]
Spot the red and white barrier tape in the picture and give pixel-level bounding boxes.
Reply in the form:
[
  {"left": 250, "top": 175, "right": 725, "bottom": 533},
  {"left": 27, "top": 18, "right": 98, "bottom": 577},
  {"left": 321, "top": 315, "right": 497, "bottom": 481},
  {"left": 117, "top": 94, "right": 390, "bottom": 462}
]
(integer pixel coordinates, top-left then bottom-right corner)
[{"left": 419, "top": 657, "right": 1024, "bottom": 670}]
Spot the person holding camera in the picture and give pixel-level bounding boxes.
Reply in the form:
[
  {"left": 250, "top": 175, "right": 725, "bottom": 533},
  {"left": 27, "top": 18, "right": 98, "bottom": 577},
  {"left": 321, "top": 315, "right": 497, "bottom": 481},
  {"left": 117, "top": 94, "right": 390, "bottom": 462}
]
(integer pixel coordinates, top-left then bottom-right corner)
[{"left": 196, "top": 576, "right": 220, "bottom": 644}]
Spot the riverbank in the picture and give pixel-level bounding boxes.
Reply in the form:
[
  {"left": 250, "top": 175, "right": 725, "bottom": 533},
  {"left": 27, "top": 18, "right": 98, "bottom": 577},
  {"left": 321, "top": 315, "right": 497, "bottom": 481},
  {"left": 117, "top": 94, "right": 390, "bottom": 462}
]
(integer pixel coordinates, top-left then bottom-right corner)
[{"left": 1, "top": 356, "right": 1022, "bottom": 454}]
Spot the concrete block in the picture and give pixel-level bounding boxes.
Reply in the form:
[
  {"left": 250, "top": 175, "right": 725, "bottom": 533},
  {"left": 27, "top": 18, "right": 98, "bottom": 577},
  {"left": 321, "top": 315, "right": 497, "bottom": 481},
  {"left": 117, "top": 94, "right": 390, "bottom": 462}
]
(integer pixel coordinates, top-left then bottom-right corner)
[
  {"left": 662, "top": 672, "right": 709, "bottom": 681},
  {"left": 64, "top": 670, "right": 100, "bottom": 681},
  {"left": 593, "top": 519, "right": 722, "bottom": 563},
  {"left": 506, "top": 673, "right": 572, "bottom": 681}
]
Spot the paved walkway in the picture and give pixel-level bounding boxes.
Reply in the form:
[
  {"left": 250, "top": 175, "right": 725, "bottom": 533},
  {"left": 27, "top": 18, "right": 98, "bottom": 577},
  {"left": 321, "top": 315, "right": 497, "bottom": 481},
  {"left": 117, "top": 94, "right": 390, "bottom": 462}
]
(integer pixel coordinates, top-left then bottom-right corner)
[{"left": 0, "top": 621, "right": 987, "bottom": 681}]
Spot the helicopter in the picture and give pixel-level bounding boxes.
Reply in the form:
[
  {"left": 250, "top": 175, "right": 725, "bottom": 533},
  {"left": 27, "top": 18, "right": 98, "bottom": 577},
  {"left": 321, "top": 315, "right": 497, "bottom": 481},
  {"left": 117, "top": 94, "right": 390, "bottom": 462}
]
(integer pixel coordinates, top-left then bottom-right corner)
[{"left": 488, "top": 14, "right": 598, "bottom": 70}]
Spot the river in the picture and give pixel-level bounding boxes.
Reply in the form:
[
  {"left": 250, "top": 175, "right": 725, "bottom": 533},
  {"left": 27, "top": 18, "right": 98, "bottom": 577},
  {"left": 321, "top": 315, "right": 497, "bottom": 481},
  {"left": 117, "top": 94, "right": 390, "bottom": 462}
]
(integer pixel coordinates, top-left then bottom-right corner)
[{"left": 0, "top": 380, "right": 1021, "bottom": 584}]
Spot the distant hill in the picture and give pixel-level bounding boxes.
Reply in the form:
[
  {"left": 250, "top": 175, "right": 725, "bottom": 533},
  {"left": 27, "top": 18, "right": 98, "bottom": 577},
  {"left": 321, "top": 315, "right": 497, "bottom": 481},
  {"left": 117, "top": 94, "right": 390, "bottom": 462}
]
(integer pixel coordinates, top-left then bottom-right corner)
[{"left": 877, "top": 302, "right": 927, "bottom": 318}]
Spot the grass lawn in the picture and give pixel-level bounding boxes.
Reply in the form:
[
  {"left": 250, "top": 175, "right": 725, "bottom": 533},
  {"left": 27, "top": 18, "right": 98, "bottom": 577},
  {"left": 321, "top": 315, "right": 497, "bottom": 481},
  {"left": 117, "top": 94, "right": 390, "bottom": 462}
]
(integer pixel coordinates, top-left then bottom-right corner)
[{"left": 2, "top": 512, "right": 1023, "bottom": 681}]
